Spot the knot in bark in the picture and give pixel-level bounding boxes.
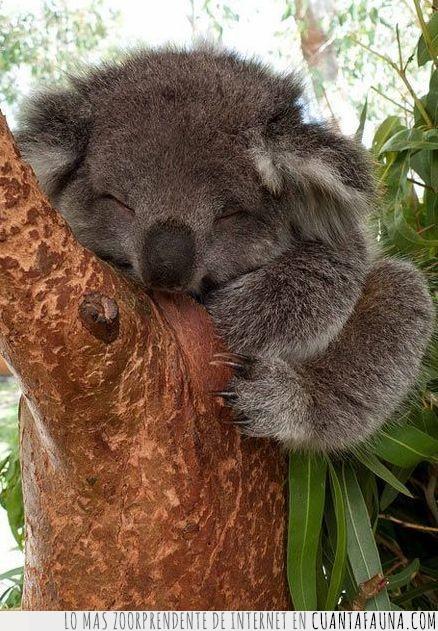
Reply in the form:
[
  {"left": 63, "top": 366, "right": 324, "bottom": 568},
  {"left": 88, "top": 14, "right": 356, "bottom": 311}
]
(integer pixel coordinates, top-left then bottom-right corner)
[{"left": 79, "top": 292, "right": 120, "bottom": 343}]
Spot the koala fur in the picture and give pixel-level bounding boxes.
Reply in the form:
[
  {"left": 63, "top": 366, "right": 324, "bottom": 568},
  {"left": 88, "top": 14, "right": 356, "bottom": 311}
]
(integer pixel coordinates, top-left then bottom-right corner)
[{"left": 16, "top": 46, "right": 434, "bottom": 452}]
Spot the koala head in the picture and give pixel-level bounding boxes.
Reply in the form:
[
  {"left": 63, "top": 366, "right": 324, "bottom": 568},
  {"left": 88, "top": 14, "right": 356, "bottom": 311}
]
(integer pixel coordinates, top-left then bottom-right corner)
[{"left": 17, "top": 46, "right": 374, "bottom": 295}]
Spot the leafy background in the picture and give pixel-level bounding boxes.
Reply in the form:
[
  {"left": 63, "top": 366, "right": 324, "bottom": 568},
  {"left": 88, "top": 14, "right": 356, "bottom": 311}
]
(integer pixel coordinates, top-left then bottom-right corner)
[
  {"left": 0, "top": 0, "right": 436, "bottom": 611},
  {"left": 0, "top": 379, "right": 22, "bottom": 607},
  {"left": 289, "top": 0, "right": 438, "bottom": 610}
]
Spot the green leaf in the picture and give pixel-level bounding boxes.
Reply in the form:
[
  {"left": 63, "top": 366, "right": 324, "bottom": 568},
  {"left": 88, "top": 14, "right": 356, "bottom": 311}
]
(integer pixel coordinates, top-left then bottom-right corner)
[
  {"left": 394, "top": 580, "right": 438, "bottom": 605},
  {"left": 355, "top": 98, "right": 368, "bottom": 143},
  {"left": 325, "top": 462, "right": 347, "bottom": 610},
  {"left": 0, "top": 449, "right": 24, "bottom": 549},
  {"left": 355, "top": 452, "right": 413, "bottom": 498},
  {"left": 385, "top": 204, "right": 438, "bottom": 252},
  {"left": 343, "top": 560, "right": 358, "bottom": 603},
  {"left": 426, "top": 69, "right": 438, "bottom": 125},
  {"left": 341, "top": 463, "right": 390, "bottom": 610},
  {"left": 359, "top": 469, "right": 379, "bottom": 525},
  {"left": 412, "top": 408, "right": 438, "bottom": 438},
  {"left": 380, "top": 465, "right": 416, "bottom": 511},
  {"left": 381, "top": 152, "right": 410, "bottom": 202},
  {"left": 423, "top": 187, "right": 438, "bottom": 227},
  {"left": 372, "top": 426, "right": 438, "bottom": 468},
  {"left": 372, "top": 117, "right": 404, "bottom": 155},
  {"left": 387, "top": 559, "right": 420, "bottom": 591},
  {"left": 287, "top": 452, "right": 327, "bottom": 610},
  {"left": 316, "top": 537, "right": 329, "bottom": 609},
  {"left": 379, "top": 129, "right": 438, "bottom": 154},
  {"left": 5, "top": 480, "right": 24, "bottom": 546},
  {"left": 417, "top": 13, "right": 438, "bottom": 66},
  {"left": 0, "top": 566, "right": 23, "bottom": 582},
  {"left": 281, "top": 3, "right": 293, "bottom": 21}
]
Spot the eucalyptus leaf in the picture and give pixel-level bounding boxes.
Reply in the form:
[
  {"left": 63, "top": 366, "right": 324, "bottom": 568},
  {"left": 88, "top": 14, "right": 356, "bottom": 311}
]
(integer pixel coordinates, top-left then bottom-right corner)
[
  {"left": 288, "top": 453, "right": 327, "bottom": 610},
  {"left": 372, "top": 426, "right": 438, "bottom": 468},
  {"left": 341, "top": 463, "right": 390, "bottom": 610},
  {"left": 394, "top": 580, "right": 438, "bottom": 605},
  {"left": 372, "top": 117, "right": 404, "bottom": 156},
  {"left": 381, "top": 153, "right": 410, "bottom": 203},
  {"left": 355, "top": 98, "right": 368, "bottom": 143},
  {"left": 413, "top": 95, "right": 430, "bottom": 127},
  {"left": 379, "top": 129, "right": 438, "bottom": 154},
  {"left": 325, "top": 462, "right": 347, "bottom": 610},
  {"left": 417, "top": 12, "right": 438, "bottom": 66},
  {"left": 411, "top": 150, "right": 438, "bottom": 189},
  {"left": 0, "top": 566, "right": 23, "bottom": 582},
  {"left": 426, "top": 70, "right": 438, "bottom": 125},
  {"left": 380, "top": 465, "right": 416, "bottom": 511},
  {"left": 382, "top": 202, "right": 438, "bottom": 254},
  {"left": 355, "top": 452, "right": 413, "bottom": 498},
  {"left": 423, "top": 188, "right": 438, "bottom": 228},
  {"left": 412, "top": 409, "right": 438, "bottom": 438},
  {"left": 0, "top": 450, "right": 24, "bottom": 549},
  {"left": 387, "top": 559, "right": 420, "bottom": 591},
  {"left": 316, "top": 537, "right": 329, "bottom": 609}
]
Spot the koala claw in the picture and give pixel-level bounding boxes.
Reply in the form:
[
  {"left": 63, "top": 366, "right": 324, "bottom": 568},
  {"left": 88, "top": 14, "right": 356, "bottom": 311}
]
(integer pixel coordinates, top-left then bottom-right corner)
[
  {"left": 210, "top": 351, "right": 255, "bottom": 375},
  {"left": 210, "top": 390, "right": 238, "bottom": 403},
  {"left": 210, "top": 359, "right": 245, "bottom": 371},
  {"left": 213, "top": 351, "right": 253, "bottom": 362},
  {"left": 211, "top": 355, "right": 312, "bottom": 446}
]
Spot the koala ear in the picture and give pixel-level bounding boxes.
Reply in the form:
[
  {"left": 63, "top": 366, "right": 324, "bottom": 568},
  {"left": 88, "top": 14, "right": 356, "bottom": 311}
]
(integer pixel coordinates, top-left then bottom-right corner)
[
  {"left": 250, "top": 124, "right": 375, "bottom": 242},
  {"left": 16, "top": 85, "right": 91, "bottom": 198}
]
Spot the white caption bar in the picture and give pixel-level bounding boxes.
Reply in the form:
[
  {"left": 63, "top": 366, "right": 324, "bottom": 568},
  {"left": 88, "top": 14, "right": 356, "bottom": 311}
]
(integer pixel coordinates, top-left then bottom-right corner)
[{"left": 0, "top": 611, "right": 435, "bottom": 631}]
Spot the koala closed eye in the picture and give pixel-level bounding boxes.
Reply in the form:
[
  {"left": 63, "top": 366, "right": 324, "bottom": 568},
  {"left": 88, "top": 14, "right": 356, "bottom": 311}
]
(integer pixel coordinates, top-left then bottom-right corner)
[
  {"left": 215, "top": 201, "right": 248, "bottom": 223},
  {"left": 100, "top": 193, "right": 136, "bottom": 217}
]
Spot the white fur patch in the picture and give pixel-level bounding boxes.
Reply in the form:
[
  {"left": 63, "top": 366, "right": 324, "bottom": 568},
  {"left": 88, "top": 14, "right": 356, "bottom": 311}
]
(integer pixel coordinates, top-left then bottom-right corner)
[
  {"left": 23, "top": 145, "right": 73, "bottom": 194},
  {"left": 250, "top": 141, "right": 371, "bottom": 241},
  {"left": 250, "top": 146, "right": 283, "bottom": 195}
]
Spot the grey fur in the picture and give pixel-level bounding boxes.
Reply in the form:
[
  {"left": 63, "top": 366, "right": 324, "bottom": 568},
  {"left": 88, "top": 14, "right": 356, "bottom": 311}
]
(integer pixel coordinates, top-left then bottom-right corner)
[{"left": 16, "top": 46, "right": 434, "bottom": 452}]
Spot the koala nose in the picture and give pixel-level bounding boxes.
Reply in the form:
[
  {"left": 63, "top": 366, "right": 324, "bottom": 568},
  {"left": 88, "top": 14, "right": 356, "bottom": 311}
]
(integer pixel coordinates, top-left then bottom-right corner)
[{"left": 142, "top": 221, "right": 195, "bottom": 290}]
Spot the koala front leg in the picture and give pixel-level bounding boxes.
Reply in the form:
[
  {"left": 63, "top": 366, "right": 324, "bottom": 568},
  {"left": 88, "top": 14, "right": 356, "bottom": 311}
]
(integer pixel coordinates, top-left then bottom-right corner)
[
  {"left": 206, "top": 232, "right": 370, "bottom": 361},
  {"left": 213, "top": 259, "right": 433, "bottom": 452}
]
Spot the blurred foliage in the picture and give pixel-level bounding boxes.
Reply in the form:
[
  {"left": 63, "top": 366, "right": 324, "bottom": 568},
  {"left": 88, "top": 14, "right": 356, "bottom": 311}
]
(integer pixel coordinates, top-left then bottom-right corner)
[
  {"left": 288, "top": 1, "right": 437, "bottom": 611},
  {"left": 192, "top": 0, "right": 432, "bottom": 131},
  {"left": 0, "top": 565, "right": 22, "bottom": 609},
  {"left": 0, "top": 379, "right": 22, "bottom": 609},
  {"left": 283, "top": 0, "right": 429, "bottom": 129},
  {"left": 0, "top": 0, "right": 119, "bottom": 116},
  {"left": 190, "top": 0, "right": 239, "bottom": 39}
]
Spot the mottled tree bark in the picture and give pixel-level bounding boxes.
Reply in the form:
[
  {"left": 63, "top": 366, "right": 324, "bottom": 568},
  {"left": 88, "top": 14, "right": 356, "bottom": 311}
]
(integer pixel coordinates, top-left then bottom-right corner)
[
  {"left": 0, "top": 355, "right": 9, "bottom": 375},
  {"left": 0, "top": 112, "right": 289, "bottom": 610}
]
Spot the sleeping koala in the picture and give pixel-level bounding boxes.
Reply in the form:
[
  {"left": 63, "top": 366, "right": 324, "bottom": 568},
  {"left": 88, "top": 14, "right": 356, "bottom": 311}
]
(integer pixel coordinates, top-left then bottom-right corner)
[{"left": 17, "top": 46, "right": 433, "bottom": 451}]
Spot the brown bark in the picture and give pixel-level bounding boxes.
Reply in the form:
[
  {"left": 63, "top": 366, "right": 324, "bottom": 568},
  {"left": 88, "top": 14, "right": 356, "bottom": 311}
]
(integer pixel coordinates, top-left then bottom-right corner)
[
  {"left": 295, "top": 0, "right": 338, "bottom": 82},
  {"left": 0, "top": 112, "right": 290, "bottom": 610},
  {"left": 294, "top": 0, "right": 342, "bottom": 127},
  {"left": 0, "top": 354, "right": 9, "bottom": 375}
]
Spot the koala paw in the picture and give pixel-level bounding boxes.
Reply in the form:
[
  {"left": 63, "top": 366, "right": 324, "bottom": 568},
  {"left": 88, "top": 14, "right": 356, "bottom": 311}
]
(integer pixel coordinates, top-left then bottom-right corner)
[{"left": 210, "top": 352, "right": 312, "bottom": 447}]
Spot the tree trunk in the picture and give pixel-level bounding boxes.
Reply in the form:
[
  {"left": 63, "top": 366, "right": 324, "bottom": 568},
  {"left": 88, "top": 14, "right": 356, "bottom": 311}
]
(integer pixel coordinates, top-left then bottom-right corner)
[
  {"left": 0, "top": 355, "right": 9, "bottom": 375},
  {"left": 0, "top": 112, "right": 290, "bottom": 610},
  {"left": 295, "top": 0, "right": 338, "bottom": 82},
  {"left": 294, "top": 0, "right": 342, "bottom": 126}
]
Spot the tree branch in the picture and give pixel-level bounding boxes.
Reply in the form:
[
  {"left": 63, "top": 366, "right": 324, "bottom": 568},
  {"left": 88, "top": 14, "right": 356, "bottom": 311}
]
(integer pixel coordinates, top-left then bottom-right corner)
[{"left": 0, "top": 111, "right": 289, "bottom": 610}]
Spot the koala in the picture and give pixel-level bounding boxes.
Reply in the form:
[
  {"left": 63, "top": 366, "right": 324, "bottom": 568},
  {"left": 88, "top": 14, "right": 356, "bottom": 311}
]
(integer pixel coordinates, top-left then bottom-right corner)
[{"left": 16, "top": 46, "right": 434, "bottom": 452}]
